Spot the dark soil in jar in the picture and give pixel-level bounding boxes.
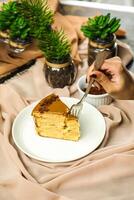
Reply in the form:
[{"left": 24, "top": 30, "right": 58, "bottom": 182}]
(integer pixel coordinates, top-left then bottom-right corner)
[
  {"left": 83, "top": 85, "right": 106, "bottom": 95},
  {"left": 45, "top": 62, "right": 77, "bottom": 88},
  {"left": 95, "top": 34, "right": 114, "bottom": 44},
  {"left": 11, "top": 37, "right": 32, "bottom": 45}
]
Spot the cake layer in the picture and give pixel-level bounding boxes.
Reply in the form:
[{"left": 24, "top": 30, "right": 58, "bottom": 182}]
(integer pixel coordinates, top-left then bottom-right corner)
[{"left": 34, "top": 113, "right": 80, "bottom": 141}]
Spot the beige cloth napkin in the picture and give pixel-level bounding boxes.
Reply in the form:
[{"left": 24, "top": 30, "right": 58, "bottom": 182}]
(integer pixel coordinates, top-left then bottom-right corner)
[
  {"left": 0, "top": 1, "right": 134, "bottom": 200},
  {"left": 0, "top": 59, "right": 134, "bottom": 200}
]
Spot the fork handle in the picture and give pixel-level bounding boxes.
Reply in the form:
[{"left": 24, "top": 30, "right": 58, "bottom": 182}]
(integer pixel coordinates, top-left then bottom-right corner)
[
  {"left": 80, "top": 50, "right": 111, "bottom": 103},
  {"left": 79, "top": 77, "right": 94, "bottom": 103}
]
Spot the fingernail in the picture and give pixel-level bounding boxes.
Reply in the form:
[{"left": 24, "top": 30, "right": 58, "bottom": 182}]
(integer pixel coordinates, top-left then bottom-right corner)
[{"left": 91, "top": 74, "right": 97, "bottom": 78}]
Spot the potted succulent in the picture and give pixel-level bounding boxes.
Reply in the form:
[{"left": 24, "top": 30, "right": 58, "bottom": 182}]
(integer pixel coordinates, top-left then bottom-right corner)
[
  {"left": 0, "top": 1, "right": 32, "bottom": 52},
  {"left": 11, "top": 0, "right": 53, "bottom": 52},
  {"left": 21, "top": 0, "right": 76, "bottom": 88},
  {"left": 38, "top": 29, "right": 77, "bottom": 88},
  {"left": 81, "top": 13, "right": 121, "bottom": 66},
  {"left": 0, "top": 1, "right": 19, "bottom": 43},
  {"left": 20, "top": 0, "right": 53, "bottom": 40},
  {"left": 9, "top": 15, "right": 31, "bottom": 53},
  {"left": 0, "top": 0, "right": 53, "bottom": 53}
]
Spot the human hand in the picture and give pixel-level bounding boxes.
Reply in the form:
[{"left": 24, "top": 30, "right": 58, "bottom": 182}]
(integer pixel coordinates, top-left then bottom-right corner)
[{"left": 87, "top": 56, "right": 134, "bottom": 100}]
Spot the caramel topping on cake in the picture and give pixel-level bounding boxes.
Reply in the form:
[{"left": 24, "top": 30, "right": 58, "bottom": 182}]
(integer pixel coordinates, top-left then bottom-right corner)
[{"left": 32, "top": 94, "right": 69, "bottom": 114}]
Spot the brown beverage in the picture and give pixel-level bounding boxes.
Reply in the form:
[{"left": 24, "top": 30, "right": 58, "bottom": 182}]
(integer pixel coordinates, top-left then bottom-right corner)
[{"left": 83, "top": 85, "right": 106, "bottom": 95}]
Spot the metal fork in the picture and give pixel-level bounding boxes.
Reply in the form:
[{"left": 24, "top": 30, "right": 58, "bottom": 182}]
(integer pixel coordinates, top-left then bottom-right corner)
[{"left": 69, "top": 49, "right": 111, "bottom": 117}]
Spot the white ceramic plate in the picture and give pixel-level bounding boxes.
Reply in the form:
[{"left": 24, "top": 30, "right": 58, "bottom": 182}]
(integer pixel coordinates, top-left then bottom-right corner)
[{"left": 12, "top": 97, "right": 106, "bottom": 163}]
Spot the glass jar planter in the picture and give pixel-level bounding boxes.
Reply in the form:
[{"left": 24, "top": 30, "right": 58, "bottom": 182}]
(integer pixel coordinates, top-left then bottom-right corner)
[
  {"left": 8, "top": 38, "right": 32, "bottom": 54},
  {"left": 88, "top": 34, "right": 117, "bottom": 66},
  {"left": 0, "top": 30, "right": 10, "bottom": 44},
  {"left": 44, "top": 59, "right": 77, "bottom": 88}
]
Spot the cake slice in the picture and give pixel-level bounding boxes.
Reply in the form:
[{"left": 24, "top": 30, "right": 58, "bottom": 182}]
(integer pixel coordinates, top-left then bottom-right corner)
[{"left": 32, "top": 94, "right": 80, "bottom": 141}]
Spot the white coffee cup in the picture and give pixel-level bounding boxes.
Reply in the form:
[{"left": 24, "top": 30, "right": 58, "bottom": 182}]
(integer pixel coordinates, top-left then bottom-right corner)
[{"left": 77, "top": 75, "right": 113, "bottom": 107}]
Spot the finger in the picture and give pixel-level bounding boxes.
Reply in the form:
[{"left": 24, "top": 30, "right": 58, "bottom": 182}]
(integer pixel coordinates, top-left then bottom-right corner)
[
  {"left": 87, "top": 57, "right": 121, "bottom": 82},
  {"left": 93, "top": 81, "right": 101, "bottom": 89},
  {"left": 90, "top": 71, "right": 111, "bottom": 89},
  {"left": 101, "top": 57, "right": 122, "bottom": 71}
]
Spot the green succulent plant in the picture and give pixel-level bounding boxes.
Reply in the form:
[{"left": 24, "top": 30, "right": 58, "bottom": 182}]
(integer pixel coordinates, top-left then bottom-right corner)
[
  {"left": 9, "top": 16, "right": 31, "bottom": 41},
  {"left": 0, "top": 1, "right": 20, "bottom": 31},
  {"left": 38, "top": 29, "right": 71, "bottom": 63},
  {"left": 0, "top": 0, "right": 69, "bottom": 61},
  {"left": 20, "top": 0, "right": 53, "bottom": 39},
  {"left": 81, "top": 13, "right": 121, "bottom": 41},
  {"left": 0, "top": 0, "right": 53, "bottom": 41}
]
